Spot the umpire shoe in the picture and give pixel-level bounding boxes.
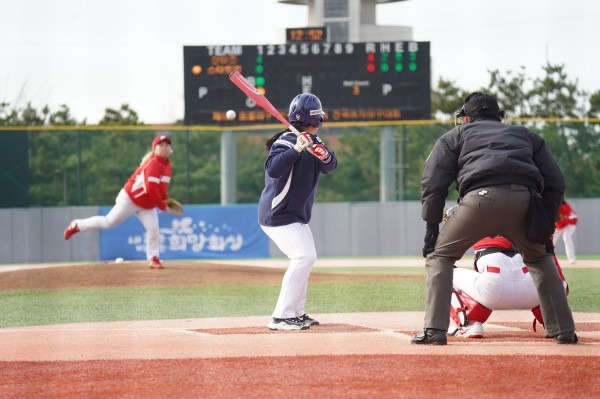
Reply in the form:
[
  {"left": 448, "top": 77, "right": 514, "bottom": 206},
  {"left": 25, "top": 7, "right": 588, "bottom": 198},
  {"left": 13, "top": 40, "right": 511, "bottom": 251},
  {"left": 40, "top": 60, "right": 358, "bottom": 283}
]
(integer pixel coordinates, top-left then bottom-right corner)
[
  {"left": 411, "top": 328, "right": 448, "bottom": 345},
  {"left": 556, "top": 333, "right": 578, "bottom": 344}
]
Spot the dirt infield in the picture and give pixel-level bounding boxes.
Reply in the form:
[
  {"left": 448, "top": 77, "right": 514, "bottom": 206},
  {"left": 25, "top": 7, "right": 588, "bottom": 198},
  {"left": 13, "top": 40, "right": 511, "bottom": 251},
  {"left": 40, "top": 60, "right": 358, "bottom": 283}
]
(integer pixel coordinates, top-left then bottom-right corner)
[{"left": 1, "top": 259, "right": 599, "bottom": 398}]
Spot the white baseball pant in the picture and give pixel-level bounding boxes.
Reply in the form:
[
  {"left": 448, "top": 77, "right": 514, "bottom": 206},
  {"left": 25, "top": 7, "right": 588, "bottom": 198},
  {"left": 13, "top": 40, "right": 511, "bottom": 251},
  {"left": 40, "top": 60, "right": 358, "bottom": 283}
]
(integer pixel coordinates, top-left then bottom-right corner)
[
  {"left": 453, "top": 252, "right": 540, "bottom": 310},
  {"left": 75, "top": 189, "right": 160, "bottom": 260},
  {"left": 260, "top": 223, "right": 317, "bottom": 319},
  {"left": 553, "top": 224, "right": 577, "bottom": 264}
]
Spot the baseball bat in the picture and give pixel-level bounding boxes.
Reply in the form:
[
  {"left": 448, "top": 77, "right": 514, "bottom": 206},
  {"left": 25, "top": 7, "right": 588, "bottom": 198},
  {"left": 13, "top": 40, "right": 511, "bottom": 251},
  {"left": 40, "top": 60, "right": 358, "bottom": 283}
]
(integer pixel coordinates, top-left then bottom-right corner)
[{"left": 228, "top": 70, "right": 302, "bottom": 135}]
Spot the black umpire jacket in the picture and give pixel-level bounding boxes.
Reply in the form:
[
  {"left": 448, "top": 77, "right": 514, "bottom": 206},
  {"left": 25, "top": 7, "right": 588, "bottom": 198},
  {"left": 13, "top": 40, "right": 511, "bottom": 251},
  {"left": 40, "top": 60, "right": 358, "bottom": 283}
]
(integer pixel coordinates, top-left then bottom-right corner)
[{"left": 421, "top": 118, "right": 565, "bottom": 225}]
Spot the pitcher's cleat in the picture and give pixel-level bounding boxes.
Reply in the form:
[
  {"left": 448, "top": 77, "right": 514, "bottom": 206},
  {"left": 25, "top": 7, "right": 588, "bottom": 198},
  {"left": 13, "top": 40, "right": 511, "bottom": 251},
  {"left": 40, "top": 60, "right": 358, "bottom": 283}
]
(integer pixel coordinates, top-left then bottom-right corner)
[
  {"left": 149, "top": 256, "right": 164, "bottom": 269},
  {"left": 64, "top": 221, "right": 80, "bottom": 240}
]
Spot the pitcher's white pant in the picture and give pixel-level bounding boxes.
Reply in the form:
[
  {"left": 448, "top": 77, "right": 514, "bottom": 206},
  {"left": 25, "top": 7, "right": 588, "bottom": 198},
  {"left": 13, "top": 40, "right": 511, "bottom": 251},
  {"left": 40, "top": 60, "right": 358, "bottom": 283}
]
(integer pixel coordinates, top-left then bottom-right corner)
[
  {"left": 453, "top": 252, "right": 540, "bottom": 310},
  {"left": 260, "top": 223, "right": 317, "bottom": 319},
  {"left": 553, "top": 224, "right": 577, "bottom": 264},
  {"left": 75, "top": 189, "right": 159, "bottom": 260}
]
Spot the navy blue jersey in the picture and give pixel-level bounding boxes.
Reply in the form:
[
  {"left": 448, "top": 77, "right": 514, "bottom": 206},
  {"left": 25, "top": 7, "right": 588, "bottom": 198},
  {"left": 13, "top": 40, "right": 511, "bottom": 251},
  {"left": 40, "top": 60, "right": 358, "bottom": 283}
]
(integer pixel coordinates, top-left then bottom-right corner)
[{"left": 258, "top": 131, "right": 337, "bottom": 226}]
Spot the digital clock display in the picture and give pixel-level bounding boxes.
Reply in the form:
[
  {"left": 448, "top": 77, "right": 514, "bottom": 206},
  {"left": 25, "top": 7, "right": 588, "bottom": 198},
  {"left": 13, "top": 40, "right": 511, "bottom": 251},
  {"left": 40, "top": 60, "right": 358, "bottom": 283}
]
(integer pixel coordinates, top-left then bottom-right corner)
[
  {"left": 183, "top": 41, "right": 431, "bottom": 124},
  {"left": 286, "top": 27, "right": 328, "bottom": 43}
]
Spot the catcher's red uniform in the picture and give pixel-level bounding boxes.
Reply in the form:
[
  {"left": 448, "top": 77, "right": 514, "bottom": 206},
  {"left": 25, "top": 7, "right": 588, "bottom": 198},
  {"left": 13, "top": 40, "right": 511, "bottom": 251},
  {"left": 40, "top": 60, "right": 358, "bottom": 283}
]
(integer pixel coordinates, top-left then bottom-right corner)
[{"left": 450, "top": 236, "right": 569, "bottom": 338}]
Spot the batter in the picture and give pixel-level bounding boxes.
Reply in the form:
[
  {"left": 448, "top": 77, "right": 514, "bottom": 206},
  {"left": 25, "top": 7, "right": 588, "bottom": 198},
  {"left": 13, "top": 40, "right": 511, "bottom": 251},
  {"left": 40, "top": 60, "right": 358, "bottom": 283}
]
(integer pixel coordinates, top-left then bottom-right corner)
[{"left": 258, "top": 93, "right": 338, "bottom": 330}]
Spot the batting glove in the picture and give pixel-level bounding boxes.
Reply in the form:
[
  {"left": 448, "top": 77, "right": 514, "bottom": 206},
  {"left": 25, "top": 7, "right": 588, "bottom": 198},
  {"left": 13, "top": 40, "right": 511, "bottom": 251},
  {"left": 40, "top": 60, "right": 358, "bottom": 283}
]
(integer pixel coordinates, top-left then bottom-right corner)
[
  {"left": 293, "top": 133, "right": 313, "bottom": 152},
  {"left": 311, "top": 143, "right": 331, "bottom": 162}
]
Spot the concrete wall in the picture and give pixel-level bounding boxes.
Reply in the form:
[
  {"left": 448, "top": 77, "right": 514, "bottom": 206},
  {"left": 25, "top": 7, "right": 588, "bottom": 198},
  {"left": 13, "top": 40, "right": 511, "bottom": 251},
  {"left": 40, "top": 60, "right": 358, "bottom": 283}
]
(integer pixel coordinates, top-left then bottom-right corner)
[
  {"left": 0, "top": 207, "right": 99, "bottom": 264},
  {"left": 306, "top": 201, "right": 425, "bottom": 257},
  {"left": 1, "top": 199, "right": 598, "bottom": 264}
]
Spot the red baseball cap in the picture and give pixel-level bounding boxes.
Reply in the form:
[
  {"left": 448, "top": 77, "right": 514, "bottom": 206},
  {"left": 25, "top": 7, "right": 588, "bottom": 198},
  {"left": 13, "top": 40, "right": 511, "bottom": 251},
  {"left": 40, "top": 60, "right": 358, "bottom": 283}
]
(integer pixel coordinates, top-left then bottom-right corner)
[{"left": 152, "top": 135, "right": 171, "bottom": 147}]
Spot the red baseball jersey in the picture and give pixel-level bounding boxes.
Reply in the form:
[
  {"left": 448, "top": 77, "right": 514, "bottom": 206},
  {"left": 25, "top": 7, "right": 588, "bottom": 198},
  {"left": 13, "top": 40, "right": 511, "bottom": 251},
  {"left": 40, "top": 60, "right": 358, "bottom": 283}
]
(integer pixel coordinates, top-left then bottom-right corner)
[
  {"left": 123, "top": 155, "right": 172, "bottom": 210},
  {"left": 555, "top": 201, "right": 578, "bottom": 229}
]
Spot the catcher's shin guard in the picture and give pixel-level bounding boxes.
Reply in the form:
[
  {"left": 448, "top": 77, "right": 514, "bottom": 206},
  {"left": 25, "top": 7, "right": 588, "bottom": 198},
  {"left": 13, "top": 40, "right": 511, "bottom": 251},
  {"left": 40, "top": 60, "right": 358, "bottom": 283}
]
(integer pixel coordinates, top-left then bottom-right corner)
[
  {"left": 450, "top": 289, "right": 468, "bottom": 330},
  {"left": 448, "top": 289, "right": 492, "bottom": 335},
  {"left": 531, "top": 305, "right": 544, "bottom": 332}
]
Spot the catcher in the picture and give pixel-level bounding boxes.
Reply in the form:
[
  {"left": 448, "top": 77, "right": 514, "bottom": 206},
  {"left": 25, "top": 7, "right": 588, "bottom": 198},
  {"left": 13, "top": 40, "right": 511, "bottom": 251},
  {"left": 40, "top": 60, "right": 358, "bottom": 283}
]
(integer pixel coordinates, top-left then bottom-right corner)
[
  {"left": 443, "top": 206, "right": 569, "bottom": 338},
  {"left": 63, "top": 135, "right": 183, "bottom": 269}
]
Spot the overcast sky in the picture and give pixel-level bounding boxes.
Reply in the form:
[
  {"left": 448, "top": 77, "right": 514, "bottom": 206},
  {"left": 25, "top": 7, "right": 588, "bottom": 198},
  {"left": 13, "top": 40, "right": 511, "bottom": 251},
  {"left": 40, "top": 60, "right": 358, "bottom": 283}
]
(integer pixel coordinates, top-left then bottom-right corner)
[{"left": 1, "top": 0, "right": 598, "bottom": 124}]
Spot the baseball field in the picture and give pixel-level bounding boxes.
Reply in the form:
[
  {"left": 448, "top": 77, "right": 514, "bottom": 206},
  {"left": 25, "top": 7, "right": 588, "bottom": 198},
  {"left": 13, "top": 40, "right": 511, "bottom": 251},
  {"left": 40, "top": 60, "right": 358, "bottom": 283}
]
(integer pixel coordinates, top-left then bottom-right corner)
[{"left": 1, "top": 257, "right": 599, "bottom": 398}]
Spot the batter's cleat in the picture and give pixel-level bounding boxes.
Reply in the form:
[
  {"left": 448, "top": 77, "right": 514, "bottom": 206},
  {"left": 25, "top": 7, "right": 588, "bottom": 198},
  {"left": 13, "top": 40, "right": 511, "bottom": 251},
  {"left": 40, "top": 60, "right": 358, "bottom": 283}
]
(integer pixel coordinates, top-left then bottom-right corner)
[
  {"left": 149, "top": 256, "right": 164, "bottom": 269},
  {"left": 556, "top": 333, "right": 578, "bottom": 344},
  {"left": 411, "top": 328, "right": 447, "bottom": 345},
  {"left": 454, "top": 321, "right": 484, "bottom": 339},
  {"left": 63, "top": 221, "right": 80, "bottom": 240},
  {"left": 300, "top": 314, "right": 320, "bottom": 327},
  {"left": 268, "top": 317, "right": 309, "bottom": 331}
]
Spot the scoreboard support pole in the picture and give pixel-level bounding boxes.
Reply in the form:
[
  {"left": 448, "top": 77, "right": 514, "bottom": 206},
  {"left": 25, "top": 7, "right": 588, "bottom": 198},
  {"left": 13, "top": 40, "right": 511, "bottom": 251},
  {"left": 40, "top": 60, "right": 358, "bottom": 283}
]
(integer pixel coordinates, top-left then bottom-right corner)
[
  {"left": 220, "top": 130, "right": 237, "bottom": 205},
  {"left": 399, "top": 125, "right": 409, "bottom": 201},
  {"left": 379, "top": 126, "right": 397, "bottom": 202}
]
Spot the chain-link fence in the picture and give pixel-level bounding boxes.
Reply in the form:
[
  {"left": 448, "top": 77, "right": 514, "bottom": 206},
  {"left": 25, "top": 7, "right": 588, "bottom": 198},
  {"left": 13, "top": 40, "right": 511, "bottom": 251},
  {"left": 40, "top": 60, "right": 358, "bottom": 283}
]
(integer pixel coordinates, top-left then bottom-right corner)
[{"left": 1, "top": 119, "right": 598, "bottom": 208}]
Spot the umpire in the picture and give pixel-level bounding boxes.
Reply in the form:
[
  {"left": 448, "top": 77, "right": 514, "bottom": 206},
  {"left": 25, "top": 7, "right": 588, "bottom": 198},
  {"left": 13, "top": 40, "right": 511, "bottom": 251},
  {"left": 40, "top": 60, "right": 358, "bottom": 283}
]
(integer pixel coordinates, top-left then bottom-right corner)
[{"left": 412, "top": 92, "right": 577, "bottom": 345}]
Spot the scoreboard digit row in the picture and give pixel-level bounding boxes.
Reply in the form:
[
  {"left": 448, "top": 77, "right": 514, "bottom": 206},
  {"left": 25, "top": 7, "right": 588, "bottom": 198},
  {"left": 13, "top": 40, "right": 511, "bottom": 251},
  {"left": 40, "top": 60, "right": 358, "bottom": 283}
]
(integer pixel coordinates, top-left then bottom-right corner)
[{"left": 183, "top": 41, "right": 430, "bottom": 124}]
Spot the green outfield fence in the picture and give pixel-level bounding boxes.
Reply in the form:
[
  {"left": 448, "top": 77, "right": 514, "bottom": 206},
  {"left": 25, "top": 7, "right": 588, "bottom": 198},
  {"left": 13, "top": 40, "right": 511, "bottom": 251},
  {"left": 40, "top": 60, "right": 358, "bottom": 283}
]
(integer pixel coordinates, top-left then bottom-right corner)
[{"left": 1, "top": 118, "right": 599, "bottom": 208}]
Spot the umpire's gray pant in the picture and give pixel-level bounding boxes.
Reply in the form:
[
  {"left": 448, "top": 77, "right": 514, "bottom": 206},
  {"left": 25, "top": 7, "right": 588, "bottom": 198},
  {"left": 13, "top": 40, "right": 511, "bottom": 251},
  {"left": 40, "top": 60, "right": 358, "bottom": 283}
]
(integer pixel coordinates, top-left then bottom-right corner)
[{"left": 424, "top": 184, "right": 576, "bottom": 337}]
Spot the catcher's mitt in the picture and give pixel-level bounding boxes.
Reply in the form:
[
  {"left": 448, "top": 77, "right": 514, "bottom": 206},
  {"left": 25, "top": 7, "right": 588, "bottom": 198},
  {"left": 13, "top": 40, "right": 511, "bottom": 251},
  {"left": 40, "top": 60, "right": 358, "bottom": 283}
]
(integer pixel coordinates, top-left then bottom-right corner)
[
  {"left": 443, "top": 204, "right": 458, "bottom": 222},
  {"left": 166, "top": 198, "right": 184, "bottom": 215}
]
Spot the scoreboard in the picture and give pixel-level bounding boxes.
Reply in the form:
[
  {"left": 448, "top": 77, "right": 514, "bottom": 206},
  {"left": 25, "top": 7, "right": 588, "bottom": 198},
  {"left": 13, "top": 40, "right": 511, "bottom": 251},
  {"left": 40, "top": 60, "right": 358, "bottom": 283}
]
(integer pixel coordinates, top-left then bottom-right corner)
[{"left": 183, "top": 41, "right": 430, "bottom": 125}]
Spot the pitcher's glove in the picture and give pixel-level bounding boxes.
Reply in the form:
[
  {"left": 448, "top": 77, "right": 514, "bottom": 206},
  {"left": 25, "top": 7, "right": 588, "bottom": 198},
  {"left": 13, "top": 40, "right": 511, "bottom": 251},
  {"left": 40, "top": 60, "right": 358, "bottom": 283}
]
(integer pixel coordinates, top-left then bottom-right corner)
[{"left": 166, "top": 198, "right": 184, "bottom": 215}]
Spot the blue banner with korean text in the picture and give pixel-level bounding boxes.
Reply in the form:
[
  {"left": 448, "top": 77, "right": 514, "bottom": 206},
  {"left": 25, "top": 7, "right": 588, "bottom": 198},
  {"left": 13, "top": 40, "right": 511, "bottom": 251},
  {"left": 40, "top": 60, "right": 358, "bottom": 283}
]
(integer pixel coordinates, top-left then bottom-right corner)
[{"left": 99, "top": 204, "right": 268, "bottom": 260}]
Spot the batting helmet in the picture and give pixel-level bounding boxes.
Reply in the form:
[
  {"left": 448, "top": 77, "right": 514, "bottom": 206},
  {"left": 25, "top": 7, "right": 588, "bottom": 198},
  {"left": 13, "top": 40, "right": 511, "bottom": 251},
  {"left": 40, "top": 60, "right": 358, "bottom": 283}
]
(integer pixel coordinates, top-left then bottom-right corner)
[{"left": 288, "top": 93, "right": 325, "bottom": 127}]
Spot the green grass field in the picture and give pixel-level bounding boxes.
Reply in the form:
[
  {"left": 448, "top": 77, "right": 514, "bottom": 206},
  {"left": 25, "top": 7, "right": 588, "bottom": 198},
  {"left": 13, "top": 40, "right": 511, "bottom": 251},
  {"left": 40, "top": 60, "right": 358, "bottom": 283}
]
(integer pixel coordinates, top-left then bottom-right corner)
[{"left": 0, "top": 266, "right": 597, "bottom": 328}]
